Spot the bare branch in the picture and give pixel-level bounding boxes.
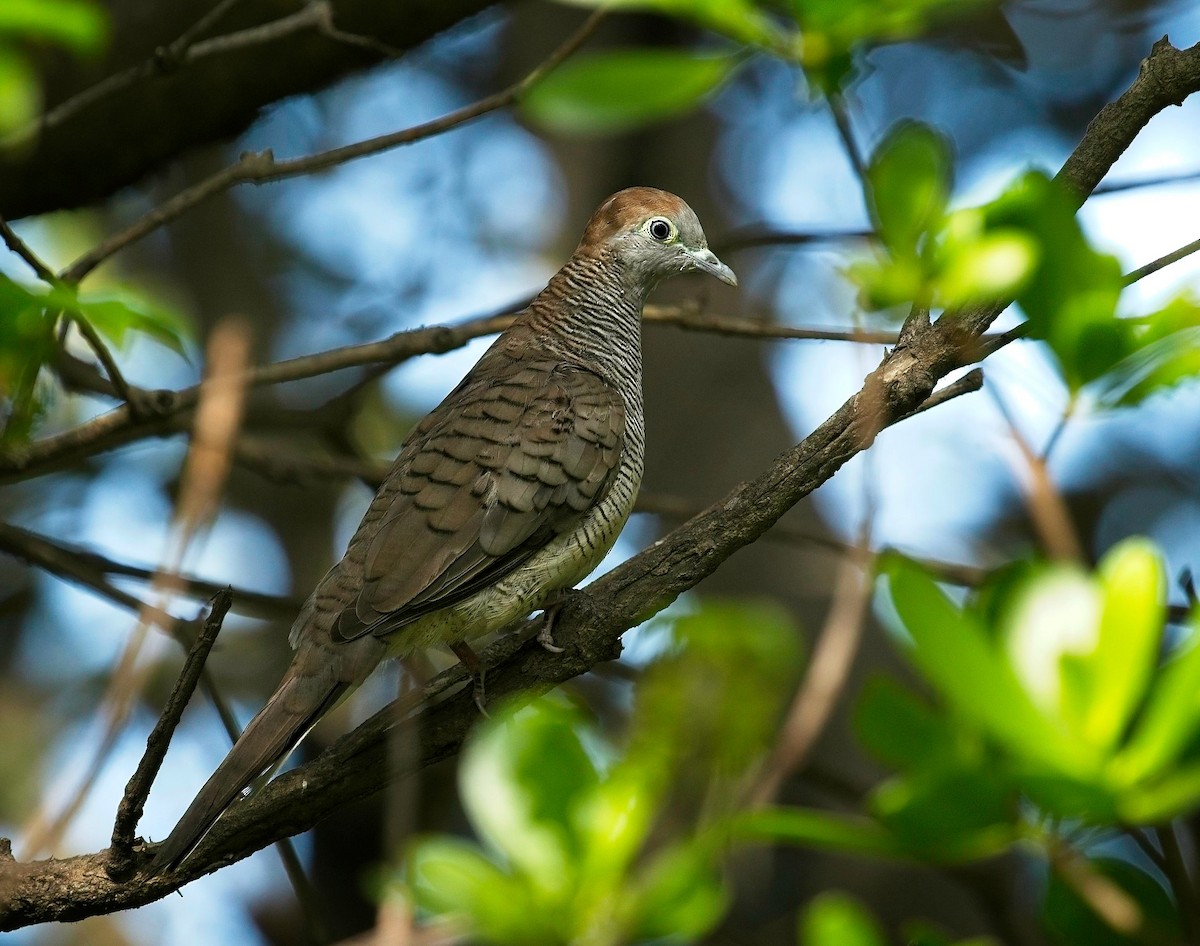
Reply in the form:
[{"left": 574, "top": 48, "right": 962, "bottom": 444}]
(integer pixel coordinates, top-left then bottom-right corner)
[
  {"left": 750, "top": 549, "right": 874, "bottom": 805},
  {"left": 108, "top": 591, "right": 233, "bottom": 880},
  {"left": 5, "top": 0, "right": 253, "bottom": 148},
  {"left": 0, "top": 215, "right": 56, "bottom": 283},
  {"left": 1123, "top": 234, "right": 1200, "bottom": 285},
  {"left": 0, "top": 521, "right": 296, "bottom": 616},
  {"left": 61, "top": 11, "right": 608, "bottom": 283}
]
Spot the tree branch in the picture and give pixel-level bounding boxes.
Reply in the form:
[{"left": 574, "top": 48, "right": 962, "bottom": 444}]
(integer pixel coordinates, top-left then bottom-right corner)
[
  {"left": 107, "top": 591, "right": 232, "bottom": 880},
  {"left": 60, "top": 10, "right": 607, "bottom": 283}
]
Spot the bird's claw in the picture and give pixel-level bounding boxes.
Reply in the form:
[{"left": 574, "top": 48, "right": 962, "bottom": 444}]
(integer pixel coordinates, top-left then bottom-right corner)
[
  {"left": 537, "top": 617, "right": 565, "bottom": 653},
  {"left": 450, "top": 641, "right": 490, "bottom": 717}
]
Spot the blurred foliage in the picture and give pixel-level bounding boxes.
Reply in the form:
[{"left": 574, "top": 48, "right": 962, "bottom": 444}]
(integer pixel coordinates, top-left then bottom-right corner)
[
  {"left": 403, "top": 602, "right": 800, "bottom": 944},
  {"left": 541, "top": 0, "right": 992, "bottom": 129},
  {"left": 523, "top": 50, "right": 739, "bottom": 135},
  {"left": 0, "top": 0, "right": 106, "bottom": 137},
  {"left": 0, "top": 274, "right": 191, "bottom": 444},
  {"left": 799, "top": 891, "right": 997, "bottom": 946},
  {"left": 401, "top": 539, "right": 1200, "bottom": 943},
  {"left": 851, "top": 122, "right": 1200, "bottom": 406}
]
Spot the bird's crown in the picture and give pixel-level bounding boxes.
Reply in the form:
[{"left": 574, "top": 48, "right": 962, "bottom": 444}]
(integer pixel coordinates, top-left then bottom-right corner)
[{"left": 574, "top": 187, "right": 737, "bottom": 287}]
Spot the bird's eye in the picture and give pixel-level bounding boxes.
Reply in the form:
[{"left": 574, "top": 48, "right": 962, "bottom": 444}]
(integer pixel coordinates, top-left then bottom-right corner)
[{"left": 648, "top": 217, "right": 673, "bottom": 242}]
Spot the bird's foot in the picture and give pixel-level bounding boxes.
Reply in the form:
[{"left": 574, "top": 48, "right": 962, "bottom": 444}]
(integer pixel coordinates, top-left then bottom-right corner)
[
  {"left": 536, "top": 588, "right": 581, "bottom": 654},
  {"left": 449, "top": 641, "right": 489, "bottom": 717}
]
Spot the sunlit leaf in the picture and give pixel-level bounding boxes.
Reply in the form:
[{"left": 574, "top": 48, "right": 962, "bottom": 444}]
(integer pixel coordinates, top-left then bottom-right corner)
[
  {"left": 885, "top": 556, "right": 1095, "bottom": 775},
  {"left": 0, "top": 49, "right": 38, "bottom": 135},
  {"left": 800, "top": 892, "right": 886, "bottom": 946},
  {"left": 980, "top": 171, "right": 1126, "bottom": 389},
  {"left": 1118, "top": 762, "right": 1200, "bottom": 824},
  {"left": 866, "top": 121, "right": 953, "bottom": 259},
  {"left": 1082, "top": 539, "right": 1165, "bottom": 751},
  {"left": 408, "top": 838, "right": 559, "bottom": 944},
  {"left": 524, "top": 49, "right": 738, "bottom": 135},
  {"left": 1111, "top": 618, "right": 1200, "bottom": 786},
  {"left": 0, "top": 0, "right": 107, "bottom": 52},
  {"left": 1001, "top": 565, "right": 1100, "bottom": 734},
  {"left": 459, "top": 698, "right": 596, "bottom": 892},
  {"left": 936, "top": 230, "right": 1037, "bottom": 305}
]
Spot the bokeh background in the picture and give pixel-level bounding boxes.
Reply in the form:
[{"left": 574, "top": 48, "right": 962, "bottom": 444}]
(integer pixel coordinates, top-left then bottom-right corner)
[{"left": 3, "top": 0, "right": 1200, "bottom": 942}]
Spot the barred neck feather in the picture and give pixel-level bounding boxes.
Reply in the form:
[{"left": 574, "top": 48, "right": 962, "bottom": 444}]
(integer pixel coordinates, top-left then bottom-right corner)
[{"left": 522, "top": 249, "right": 645, "bottom": 398}]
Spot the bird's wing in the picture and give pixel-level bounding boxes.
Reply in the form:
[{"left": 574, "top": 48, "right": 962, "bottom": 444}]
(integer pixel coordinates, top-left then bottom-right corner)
[{"left": 332, "top": 353, "right": 626, "bottom": 643}]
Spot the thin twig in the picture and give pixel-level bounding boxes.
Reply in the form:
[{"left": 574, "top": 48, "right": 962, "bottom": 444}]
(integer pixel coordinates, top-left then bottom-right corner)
[
  {"left": 7, "top": 0, "right": 246, "bottom": 145},
  {"left": 64, "top": 314, "right": 136, "bottom": 406},
  {"left": 108, "top": 590, "right": 233, "bottom": 879},
  {"left": 61, "top": 10, "right": 608, "bottom": 283},
  {"left": 829, "top": 92, "right": 867, "bottom": 183},
  {"left": 20, "top": 321, "right": 251, "bottom": 859},
  {"left": 0, "top": 520, "right": 295, "bottom": 616},
  {"left": 902, "top": 367, "right": 984, "bottom": 419},
  {"left": 988, "top": 383, "right": 1084, "bottom": 562},
  {"left": 1123, "top": 235, "right": 1200, "bottom": 285},
  {"left": 749, "top": 548, "right": 875, "bottom": 805},
  {"left": 0, "top": 214, "right": 57, "bottom": 283},
  {"left": 0, "top": 300, "right": 1001, "bottom": 485},
  {"left": 713, "top": 225, "right": 873, "bottom": 254},
  {"left": 1047, "top": 838, "right": 1143, "bottom": 936}
]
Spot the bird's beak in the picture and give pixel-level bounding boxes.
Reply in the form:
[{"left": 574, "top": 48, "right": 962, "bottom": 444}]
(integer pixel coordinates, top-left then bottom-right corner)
[{"left": 687, "top": 247, "right": 738, "bottom": 287}]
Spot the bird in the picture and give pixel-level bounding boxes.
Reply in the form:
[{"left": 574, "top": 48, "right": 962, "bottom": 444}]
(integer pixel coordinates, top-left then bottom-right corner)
[{"left": 148, "top": 186, "right": 737, "bottom": 873}]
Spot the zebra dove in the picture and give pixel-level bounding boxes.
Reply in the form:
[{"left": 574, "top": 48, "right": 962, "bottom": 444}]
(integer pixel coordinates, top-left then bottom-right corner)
[{"left": 149, "top": 187, "right": 736, "bottom": 872}]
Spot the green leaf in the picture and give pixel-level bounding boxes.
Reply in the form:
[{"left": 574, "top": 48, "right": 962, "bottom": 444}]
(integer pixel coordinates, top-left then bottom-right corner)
[
  {"left": 523, "top": 49, "right": 737, "bottom": 135},
  {"left": 0, "top": 49, "right": 38, "bottom": 135},
  {"left": 935, "top": 230, "right": 1038, "bottom": 306},
  {"left": 885, "top": 556, "right": 1094, "bottom": 776},
  {"left": 871, "top": 767, "right": 1018, "bottom": 860},
  {"left": 1118, "top": 762, "right": 1200, "bottom": 823},
  {"left": 732, "top": 807, "right": 907, "bottom": 859},
  {"left": 799, "top": 892, "right": 887, "bottom": 946},
  {"left": 626, "top": 599, "right": 801, "bottom": 785},
  {"left": 1019, "top": 772, "right": 1118, "bottom": 822},
  {"left": 408, "top": 838, "right": 560, "bottom": 944},
  {"left": 1082, "top": 539, "right": 1165, "bottom": 751},
  {"left": 866, "top": 121, "right": 953, "bottom": 260},
  {"left": 1111, "top": 617, "right": 1200, "bottom": 786},
  {"left": 1102, "top": 297, "right": 1200, "bottom": 406},
  {"left": 628, "top": 840, "right": 729, "bottom": 941},
  {"left": 1000, "top": 565, "right": 1102, "bottom": 736},
  {"left": 980, "top": 171, "right": 1126, "bottom": 389},
  {"left": 854, "top": 677, "right": 961, "bottom": 773},
  {"left": 46, "top": 286, "right": 192, "bottom": 358},
  {"left": 0, "top": 0, "right": 107, "bottom": 52},
  {"left": 459, "top": 699, "right": 597, "bottom": 891}
]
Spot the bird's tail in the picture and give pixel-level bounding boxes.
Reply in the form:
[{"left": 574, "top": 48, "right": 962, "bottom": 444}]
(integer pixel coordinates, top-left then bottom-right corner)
[{"left": 148, "top": 666, "right": 348, "bottom": 874}]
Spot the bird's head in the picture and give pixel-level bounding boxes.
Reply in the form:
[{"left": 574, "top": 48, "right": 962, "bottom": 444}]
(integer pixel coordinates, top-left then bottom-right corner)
[{"left": 578, "top": 187, "right": 737, "bottom": 289}]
